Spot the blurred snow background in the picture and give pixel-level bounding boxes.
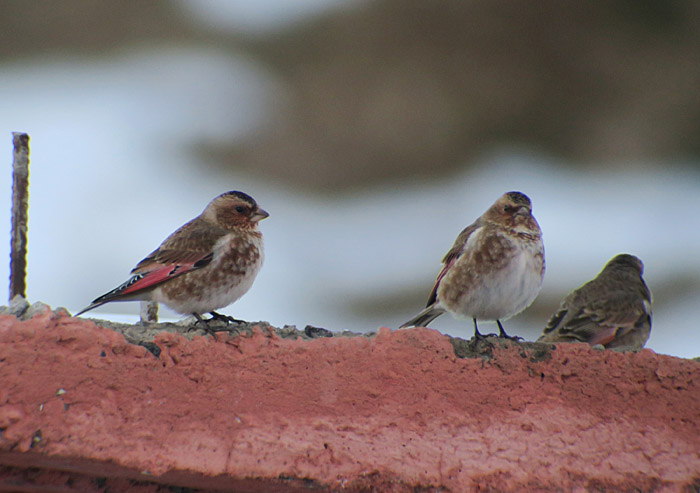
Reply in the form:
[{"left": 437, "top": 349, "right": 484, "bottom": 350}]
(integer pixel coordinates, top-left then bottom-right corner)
[{"left": 1, "top": 0, "right": 699, "bottom": 358}]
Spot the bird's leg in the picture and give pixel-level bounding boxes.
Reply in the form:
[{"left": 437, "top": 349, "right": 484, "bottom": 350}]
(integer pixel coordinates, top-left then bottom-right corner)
[
  {"left": 473, "top": 319, "right": 498, "bottom": 340},
  {"left": 209, "top": 311, "right": 245, "bottom": 325},
  {"left": 497, "top": 320, "right": 523, "bottom": 341},
  {"left": 189, "top": 312, "right": 212, "bottom": 333},
  {"left": 473, "top": 319, "right": 486, "bottom": 339}
]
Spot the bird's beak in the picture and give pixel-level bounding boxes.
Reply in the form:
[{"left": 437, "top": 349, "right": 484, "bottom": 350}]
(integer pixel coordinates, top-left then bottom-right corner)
[
  {"left": 251, "top": 207, "right": 269, "bottom": 222},
  {"left": 514, "top": 206, "right": 530, "bottom": 217}
]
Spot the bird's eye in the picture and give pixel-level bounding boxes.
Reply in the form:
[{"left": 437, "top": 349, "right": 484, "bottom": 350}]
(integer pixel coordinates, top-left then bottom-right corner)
[{"left": 235, "top": 206, "right": 246, "bottom": 213}]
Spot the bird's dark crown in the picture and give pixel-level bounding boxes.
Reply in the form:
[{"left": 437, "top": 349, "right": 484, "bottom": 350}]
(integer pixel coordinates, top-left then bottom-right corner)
[
  {"left": 607, "top": 253, "right": 643, "bottom": 272},
  {"left": 218, "top": 191, "right": 256, "bottom": 206},
  {"left": 505, "top": 191, "right": 531, "bottom": 207}
]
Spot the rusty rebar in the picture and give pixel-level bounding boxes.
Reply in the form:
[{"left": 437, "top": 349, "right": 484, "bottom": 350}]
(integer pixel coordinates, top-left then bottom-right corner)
[{"left": 10, "top": 132, "right": 30, "bottom": 301}]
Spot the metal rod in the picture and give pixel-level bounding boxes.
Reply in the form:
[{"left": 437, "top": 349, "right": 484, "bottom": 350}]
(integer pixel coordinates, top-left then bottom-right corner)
[
  {"left": 10, "top": 132, "right": 30, "bottom": 301},
  {"left": 140, "top": 300, "right": 159, "bottom": 323}
]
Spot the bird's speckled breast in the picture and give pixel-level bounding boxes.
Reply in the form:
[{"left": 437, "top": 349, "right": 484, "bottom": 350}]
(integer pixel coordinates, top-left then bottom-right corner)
[
  {"left": 438, "top": 225, "right": 544, "bottom": 321},
  {"left": 152, "top": 232, "right": 264, "bottom": 314}
]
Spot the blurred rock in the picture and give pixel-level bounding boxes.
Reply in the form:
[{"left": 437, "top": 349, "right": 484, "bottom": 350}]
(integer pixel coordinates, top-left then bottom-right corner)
[
  {"left": 2, "top": 0, "right": 699, "bottom": 192},
  {"left": 0, "top": 298, "right": 62, "bottom": 321},
  {"left": 0, "top": 295, "right": 29, "bottom": 318},
  {"left": 0, "top": 1, "right": 189, "bottom": 58},
  {"left": 23, "top": 301, "right": 52, "bottom": 320},
  {"left": 221, "top": 0, "right": 700, "bottom": 190}
]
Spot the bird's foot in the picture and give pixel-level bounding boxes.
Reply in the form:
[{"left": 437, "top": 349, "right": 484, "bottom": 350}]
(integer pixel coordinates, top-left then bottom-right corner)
[
  {"left": 473, "top": 330, "right": 498, "bottom": 340},
  {"left": 496, "top": 321, "right": 522, "bottom": 341},
  {"left": 191, "top": 313, "right": 207, "bottom": 326},
  {"left": 188, "top": 313, "right": 210, "bottom": 332},
  {"left": 189, "top": 312, "right": 234, "bottom": 333},
  {"left": 499, "top": 333, "right": 523, "bottom": 341},
  {"left": 209, "top": 311, "right": 245, "bottom": 325},
  {"left": 472, "top": 319, "right": 497, "bottom": 341}
]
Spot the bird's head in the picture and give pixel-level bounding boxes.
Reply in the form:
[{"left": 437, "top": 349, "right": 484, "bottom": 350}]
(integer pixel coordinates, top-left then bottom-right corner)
[
  {"left": 204, "top": 191, "right": 269, "bottom": 230},
  {"left": 605, "top": 254, "right": 644, "bottom": 274},
  {"left": 485, "top": 191, "right": 537, "bottom": 230}
]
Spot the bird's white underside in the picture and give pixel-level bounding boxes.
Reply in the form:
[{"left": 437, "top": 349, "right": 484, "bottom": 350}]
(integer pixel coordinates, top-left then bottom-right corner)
[{"left": 439, "top": 226, "right": 544, "bottom": 321}]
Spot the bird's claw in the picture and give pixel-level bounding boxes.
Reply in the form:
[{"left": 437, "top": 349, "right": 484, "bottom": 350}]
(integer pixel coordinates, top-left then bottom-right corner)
[
  {"left": 496, "top": 321, "right": 521, "bottom": 341},
  {"left": 500, "top": 334, "right": 523, "bottom": 341},
  {"left": 209, "top": 311, "right": 244, "bottom": 325}
]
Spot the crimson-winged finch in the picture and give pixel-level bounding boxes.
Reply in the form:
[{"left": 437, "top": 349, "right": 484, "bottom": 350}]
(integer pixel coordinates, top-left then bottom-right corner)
[
  {"left": 538, "top": 254, "right": 652, "bottom": 350},
  {"left": 401, "top": 191, "right": 545, "bottom": 339},
  {"left": 76, "top": 191, "right": 268, "bottom": 324}
]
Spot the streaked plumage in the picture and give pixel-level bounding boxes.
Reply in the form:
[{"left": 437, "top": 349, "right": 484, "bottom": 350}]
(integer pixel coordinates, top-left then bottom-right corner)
[
  {"left": 538, "top": 254, "right": 652, "bottom": 351},
  {"left": 76, "top": 191, "right": 268, "bottom": 322},
  {"left": 401, "top": 191, "right": 545, "bottom": 339}
]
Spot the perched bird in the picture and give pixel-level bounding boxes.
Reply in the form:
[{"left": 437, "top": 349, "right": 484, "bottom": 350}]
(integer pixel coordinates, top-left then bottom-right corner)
[
  {"left": 401, "top": 191, "right": 545, "bottom": 339},
  {"left": 538, "top": 254, "right": 652, "bottom": 350},
  {"left": 76, "top": 191, "right": 268, "bottom": 324}
]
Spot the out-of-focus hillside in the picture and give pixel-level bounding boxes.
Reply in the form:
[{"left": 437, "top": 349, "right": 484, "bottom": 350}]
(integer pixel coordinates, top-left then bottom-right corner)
[{"left": 2, "top": 0, "right": 700, "bottom": 191}]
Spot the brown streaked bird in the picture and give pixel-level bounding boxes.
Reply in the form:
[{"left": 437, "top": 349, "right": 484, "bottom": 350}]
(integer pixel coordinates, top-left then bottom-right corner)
[
  {"left": 401, "top": 191, "right": 545, "bottom": 339},
  {"left": 75, "top": 191, "right": 268, "bottom": 324},
  {"left": 538, "top": 254, "right": 652, "bottom": 351}
]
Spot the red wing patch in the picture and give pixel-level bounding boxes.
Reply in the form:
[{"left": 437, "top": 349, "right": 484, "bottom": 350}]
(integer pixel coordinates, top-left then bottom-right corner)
[
  {"left": 118, "top": 262, "right": 197, "bottom": 296},
  {"left": 586, "top": 326, "right": 618, "bottom": 347},
  {"left": 90, "top": 256, "right": 212, "bottom": 306},
  {"left": 426, "top": 255, "right": 458, "bottom": 307}
]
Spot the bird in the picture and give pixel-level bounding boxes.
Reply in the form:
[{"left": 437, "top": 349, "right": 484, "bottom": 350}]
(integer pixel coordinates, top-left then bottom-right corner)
[
  {"left": 75, "top": 191, "right": 268, "bottom": 325},
  {"left": 401, "top": 191, "right": 545, "bottom": 339},
  {"left": 538, "top": 254, "right": 652, "bottom": 351}
]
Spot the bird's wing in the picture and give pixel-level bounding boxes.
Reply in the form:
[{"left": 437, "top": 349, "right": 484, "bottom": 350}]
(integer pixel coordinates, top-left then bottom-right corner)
[
  {"left": 543, "top": 292, "right": 649, "bottom": 346},
  {"left": 426, "top": 221, "right": 480, "bottom": 307},
  {"left": 121, "top": 218, "right": 228, "bottom": 294},
  {"left": 75, "top": 220, "right": 226, "bottom": 316},
  {"left": 541, "top": 306, "right": 569, "bottom": 337},
  {"left": 115, "top": 252, "right": 214, "bottom": 297}
]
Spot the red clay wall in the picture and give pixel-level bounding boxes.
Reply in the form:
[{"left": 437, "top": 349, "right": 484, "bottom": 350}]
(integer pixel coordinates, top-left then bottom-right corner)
[{"left": 1, "top": 307, "right": 699, "bottom": 491}]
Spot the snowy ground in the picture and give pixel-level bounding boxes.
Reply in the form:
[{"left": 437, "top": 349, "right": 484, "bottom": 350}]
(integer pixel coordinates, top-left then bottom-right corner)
[{"left": 1, "top": 46, "right": 698, "bottom": 358}]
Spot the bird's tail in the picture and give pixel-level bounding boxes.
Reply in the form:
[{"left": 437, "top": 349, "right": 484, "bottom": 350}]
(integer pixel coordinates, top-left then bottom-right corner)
[
  {"left": 74, "top": 291, "right": 141, "bottom": 317},
  {"left": 74, "top": 275, "right": 146, "bottom": 317},
  {"left": 400, "top": 305, "right": 445, "bottom": 329},
  {"left": 73, "top": 300, "right": 108, "bottom": 317}
]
